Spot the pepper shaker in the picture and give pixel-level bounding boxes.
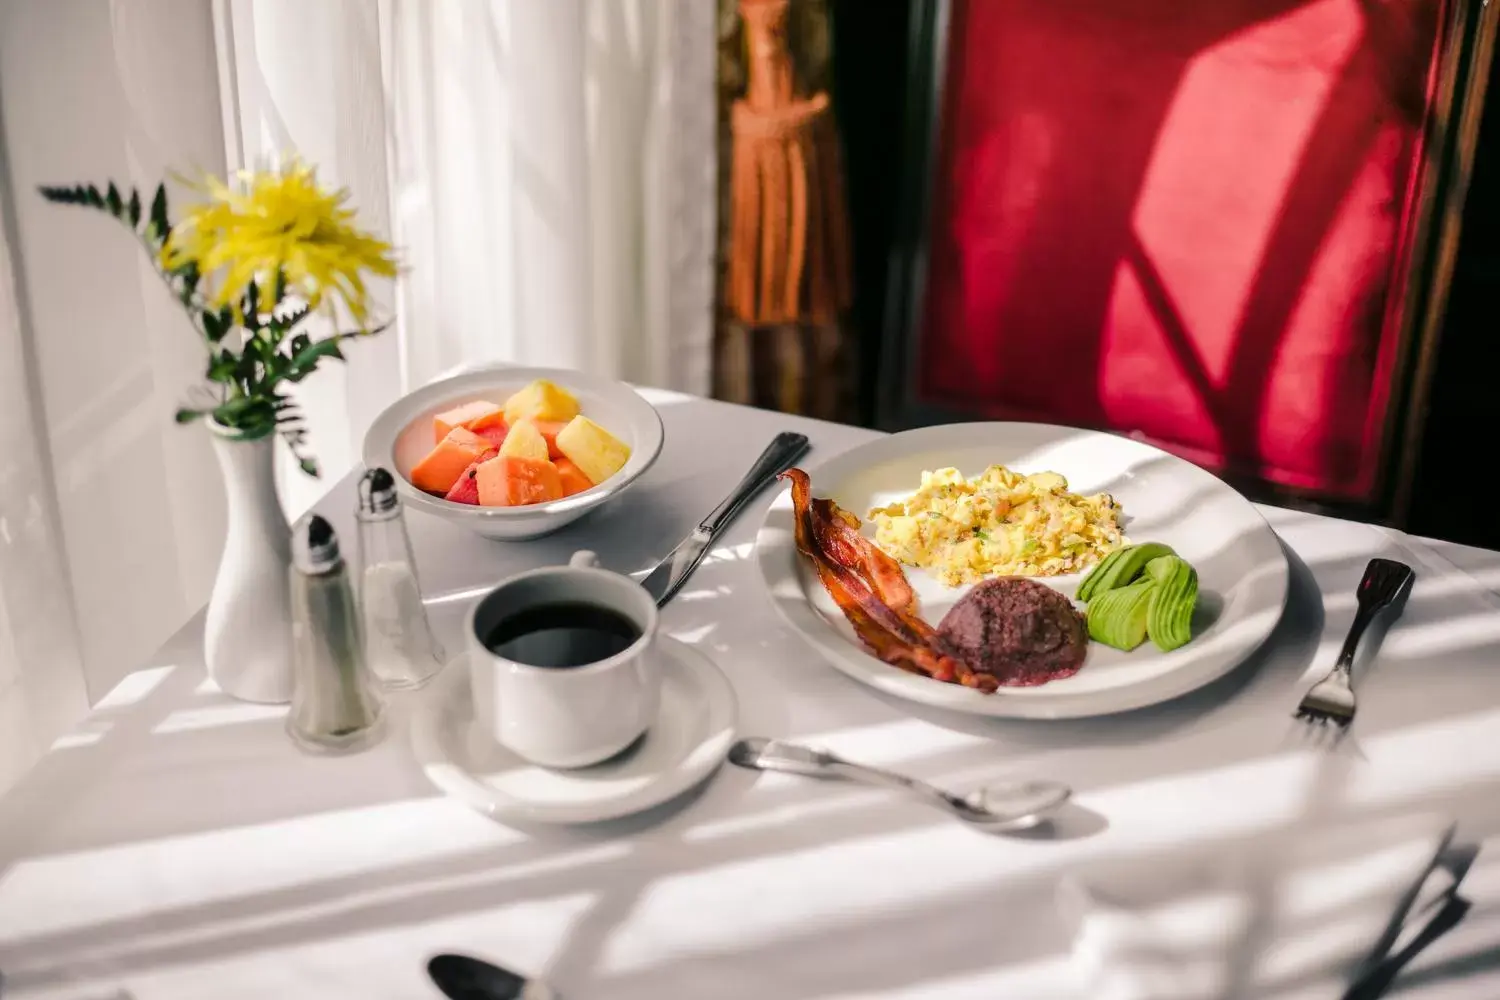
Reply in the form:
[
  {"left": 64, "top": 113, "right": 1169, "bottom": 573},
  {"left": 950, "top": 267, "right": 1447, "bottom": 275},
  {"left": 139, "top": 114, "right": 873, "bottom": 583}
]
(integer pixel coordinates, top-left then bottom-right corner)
[
  {"left": 355, "top": 468, "right": 446, "bottom": 689},
  {"left": 287, "top": 514, "right": 384, "bottom": 753}
]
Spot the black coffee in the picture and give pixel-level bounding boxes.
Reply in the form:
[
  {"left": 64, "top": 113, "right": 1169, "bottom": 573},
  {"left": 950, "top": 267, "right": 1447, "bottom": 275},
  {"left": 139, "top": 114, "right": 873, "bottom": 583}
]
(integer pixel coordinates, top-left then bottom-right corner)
[{"left": 482, "top": 602, "right": 642, "bottom": 668}]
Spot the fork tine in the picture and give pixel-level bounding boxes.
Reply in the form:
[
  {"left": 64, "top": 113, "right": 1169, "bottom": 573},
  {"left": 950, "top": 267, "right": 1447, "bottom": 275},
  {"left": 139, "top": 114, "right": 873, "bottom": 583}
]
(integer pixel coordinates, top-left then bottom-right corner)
[{"left": 1296, "top": 706, "right": 1355, "bottom": 749}]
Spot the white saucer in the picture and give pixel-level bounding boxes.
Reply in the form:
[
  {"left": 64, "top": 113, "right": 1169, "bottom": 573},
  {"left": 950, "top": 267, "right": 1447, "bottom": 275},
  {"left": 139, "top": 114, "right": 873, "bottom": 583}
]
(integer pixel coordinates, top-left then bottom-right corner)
[{"left": 410, "top": 635, "right": 739, "bottom": 824}]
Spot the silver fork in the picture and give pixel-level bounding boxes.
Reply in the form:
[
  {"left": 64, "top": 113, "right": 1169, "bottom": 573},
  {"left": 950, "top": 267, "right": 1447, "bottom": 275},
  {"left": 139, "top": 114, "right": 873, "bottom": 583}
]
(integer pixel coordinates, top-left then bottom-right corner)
[{"left": 1294, "top": 557, "right": 1414, "bottom": 731}]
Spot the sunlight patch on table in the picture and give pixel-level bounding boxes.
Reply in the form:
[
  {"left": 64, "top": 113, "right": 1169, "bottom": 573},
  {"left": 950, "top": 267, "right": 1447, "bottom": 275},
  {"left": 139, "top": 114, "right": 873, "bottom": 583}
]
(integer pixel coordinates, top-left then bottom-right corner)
[
  {"left": 598, "top": 824, "right": 1024, "bottom": 976},
  {"left": 1082, "top": 752, "right": 1327, "bottom": 849},
  {"left": 684, "top": 783, "right": 886, "bottom": 844},
  {"left": 1379, "top": 612, "right": 1500, "bottom": 660},
  {"left": 1272, "top": 533, "right": 1403, "bottom": 581},
  {"left": 668, "top": 586, "right": 726, "bottom": 603},
  {"left": 1321, "top": 565, "right": 1500, "bottom": 615},
  {"left": 943, "top": 958, "right": 1081, "bottom": 1000},
  {"left": 703, "top": 540, "right": 755, "bottom": 566},
  {"left": 49, "top": 722, "right": 110, "bottom": 751},
  {"left": 3, "top": 889, "right": 599, "bottom": 995},
  {"left": 95, "top": 665, "right": 175, "bottom": 709},
  {"left": 1079, "top": 724, "right": 1500, "bottom": 859},
  {"left": 0, "top": 799, "right": 533, "bottom": 940},
  {"left": 806, "top": 716, "right": 989, "bottom": 764},
  {"left": 841, "top": 957, "right": 1078, "bottom": 1000},
  {"left": 1349, "top": 708, "right": 1500, "bottom": 805},
  {"left": 152, "top": 701, "right": 287, "bottom": 734}
]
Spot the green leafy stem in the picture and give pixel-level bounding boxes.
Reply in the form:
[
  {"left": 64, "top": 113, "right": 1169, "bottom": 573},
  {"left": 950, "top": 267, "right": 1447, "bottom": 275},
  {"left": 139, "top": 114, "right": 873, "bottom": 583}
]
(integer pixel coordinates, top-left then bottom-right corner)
[{"left": 38, "top": 181, "right": 387, "bottom": 476}]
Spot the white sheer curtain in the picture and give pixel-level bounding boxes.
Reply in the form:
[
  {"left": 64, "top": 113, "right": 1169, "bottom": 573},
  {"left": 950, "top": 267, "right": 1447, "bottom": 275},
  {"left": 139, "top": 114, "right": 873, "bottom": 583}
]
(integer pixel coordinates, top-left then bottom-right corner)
[
  {"left": 0, "top": 167, "right": 89, "bottom": 790},
  {"left": 0, "top": 0, "right": 228, "bottom": 785},
  {"left": 0, "top": 0, "right": 717, "bottom": 776},
  {"left": 219, "top": 0, "right": 717, "bottom": 514}
]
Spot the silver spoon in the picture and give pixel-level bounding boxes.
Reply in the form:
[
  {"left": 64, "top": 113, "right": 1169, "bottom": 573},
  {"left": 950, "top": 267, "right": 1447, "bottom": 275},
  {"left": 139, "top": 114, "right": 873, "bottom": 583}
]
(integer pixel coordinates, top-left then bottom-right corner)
[
  {"left": 428, "top": 954, "right": 557, "bottom": 1000},
  {"left": 727, "top": 737, "right": 1070, "bottom": 831}
]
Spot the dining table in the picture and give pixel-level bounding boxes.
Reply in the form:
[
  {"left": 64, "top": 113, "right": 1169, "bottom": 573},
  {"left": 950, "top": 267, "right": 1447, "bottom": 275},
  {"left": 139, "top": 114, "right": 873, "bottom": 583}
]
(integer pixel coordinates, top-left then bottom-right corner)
[{"left": 1, "top": 388, "right": 1498, "bottom": 1000}]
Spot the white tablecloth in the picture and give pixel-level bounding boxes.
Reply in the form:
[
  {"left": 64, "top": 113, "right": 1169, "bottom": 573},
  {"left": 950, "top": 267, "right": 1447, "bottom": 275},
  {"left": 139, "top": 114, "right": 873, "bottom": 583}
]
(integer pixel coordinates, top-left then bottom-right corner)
[{"left": 1, "top": 392, "right": 1497, "bottom": 999}]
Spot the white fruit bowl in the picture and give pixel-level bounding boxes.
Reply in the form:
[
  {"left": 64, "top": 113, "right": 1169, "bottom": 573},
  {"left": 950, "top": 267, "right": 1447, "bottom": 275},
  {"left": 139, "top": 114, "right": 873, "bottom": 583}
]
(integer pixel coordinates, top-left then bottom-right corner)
[{"left": 362, "top": 365, "right": 664, "bottom": 541}]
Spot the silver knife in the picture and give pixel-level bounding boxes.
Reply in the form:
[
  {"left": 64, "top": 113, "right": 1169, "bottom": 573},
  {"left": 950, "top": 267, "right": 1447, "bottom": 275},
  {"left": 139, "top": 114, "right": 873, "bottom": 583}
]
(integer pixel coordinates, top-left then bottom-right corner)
[{"left": 639, "top": 431, "right": 811, "bottom": 607}]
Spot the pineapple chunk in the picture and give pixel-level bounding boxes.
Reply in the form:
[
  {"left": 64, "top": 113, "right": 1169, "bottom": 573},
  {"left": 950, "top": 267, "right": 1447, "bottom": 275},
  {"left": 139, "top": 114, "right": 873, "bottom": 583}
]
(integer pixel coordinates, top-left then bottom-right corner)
[
  {"left": 556, "top": 416, "right": 631, "bottom": 485},
  {"left": 503, "top": 379, "right": 580, "bottom": 426},
  {"left": 498, "top": 419, "right": 550, "bottom": 462}
]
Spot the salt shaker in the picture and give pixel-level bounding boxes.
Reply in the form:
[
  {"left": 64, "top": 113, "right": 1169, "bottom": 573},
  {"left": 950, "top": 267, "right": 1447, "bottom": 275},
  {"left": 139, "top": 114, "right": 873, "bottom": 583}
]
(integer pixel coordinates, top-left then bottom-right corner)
[
  {"left": 356, "top": 467, "right": 445, "bottom": 689},
  {"left": 287, "top": 513, "right": 384, "bottom": 753}
]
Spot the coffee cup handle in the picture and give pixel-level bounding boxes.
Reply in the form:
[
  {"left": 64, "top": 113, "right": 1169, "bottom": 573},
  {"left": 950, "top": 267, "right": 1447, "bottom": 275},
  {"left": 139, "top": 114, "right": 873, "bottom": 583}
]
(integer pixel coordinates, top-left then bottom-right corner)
[{"left": 569, "top": 550, "right": 599, "bottom": 569}]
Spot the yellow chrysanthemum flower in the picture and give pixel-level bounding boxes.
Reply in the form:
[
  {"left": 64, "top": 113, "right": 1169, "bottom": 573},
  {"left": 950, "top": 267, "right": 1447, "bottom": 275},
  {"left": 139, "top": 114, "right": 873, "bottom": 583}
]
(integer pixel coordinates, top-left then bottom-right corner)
[{"left": 161, "top": 160, "right": 396, "bottom": 325}]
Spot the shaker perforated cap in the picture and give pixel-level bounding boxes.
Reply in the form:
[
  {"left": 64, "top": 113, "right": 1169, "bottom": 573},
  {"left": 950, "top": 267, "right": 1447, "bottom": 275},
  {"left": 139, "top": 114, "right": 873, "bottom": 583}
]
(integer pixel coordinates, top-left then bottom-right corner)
[
  {"left": 358, "top": 467, "right": 399, "bottom": 517},
  {"left": 292, "top": 513, "right": 342, "bottom": 574}
]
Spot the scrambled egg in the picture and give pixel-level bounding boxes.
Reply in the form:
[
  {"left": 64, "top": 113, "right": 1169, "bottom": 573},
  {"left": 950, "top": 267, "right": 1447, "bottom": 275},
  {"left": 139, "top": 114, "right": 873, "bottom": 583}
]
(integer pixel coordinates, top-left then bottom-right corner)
[{"left": 868, "top": 465, "right": 1126, "bottom": 587}]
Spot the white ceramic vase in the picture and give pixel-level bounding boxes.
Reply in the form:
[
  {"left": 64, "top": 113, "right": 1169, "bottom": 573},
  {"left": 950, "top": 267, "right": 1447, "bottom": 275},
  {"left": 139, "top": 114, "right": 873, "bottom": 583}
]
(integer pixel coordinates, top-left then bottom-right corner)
[{"left": 204, "top": 423, "right": 295, "bottom": 703}]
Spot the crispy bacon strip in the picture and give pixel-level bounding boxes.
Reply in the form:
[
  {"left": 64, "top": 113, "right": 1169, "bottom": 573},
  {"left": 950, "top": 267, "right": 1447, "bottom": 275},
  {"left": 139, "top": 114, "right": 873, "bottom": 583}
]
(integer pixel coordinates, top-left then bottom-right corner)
[
  {"left": 782, "top": 469, "right": 998, "bottom": 693},
  {"left": 811, "top": 497, "right": 915, "bottom": 613}
]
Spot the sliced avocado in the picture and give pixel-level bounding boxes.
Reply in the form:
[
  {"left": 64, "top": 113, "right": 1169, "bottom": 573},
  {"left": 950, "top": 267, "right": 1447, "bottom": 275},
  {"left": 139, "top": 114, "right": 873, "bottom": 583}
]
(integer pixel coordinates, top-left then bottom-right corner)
[
  {"left": 1080, "top": 542, "right": 1175, "bottom": 600},
  {"left": 1086, "top": 579, "right": 1154, "bottom": 651}
]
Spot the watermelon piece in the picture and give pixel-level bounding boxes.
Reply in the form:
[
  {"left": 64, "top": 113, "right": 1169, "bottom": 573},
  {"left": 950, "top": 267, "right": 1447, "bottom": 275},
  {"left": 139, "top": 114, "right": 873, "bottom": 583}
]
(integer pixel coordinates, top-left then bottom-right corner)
[
  {"left": 444, "top": 470, "right": 480, "bottom": 505},
  {"left": 442, "top": 448, "right": 499, "bottom": 505},
  {"left": 475, "top": 424, "right": 509, "bottom": 450}
]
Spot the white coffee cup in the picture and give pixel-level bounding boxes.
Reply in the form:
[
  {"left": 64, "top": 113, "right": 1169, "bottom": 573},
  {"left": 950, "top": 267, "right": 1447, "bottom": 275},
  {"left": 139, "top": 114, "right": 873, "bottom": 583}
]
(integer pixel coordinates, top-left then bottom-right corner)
[{"left": 466, "top": 550, "right": 661, "bottom": 769}]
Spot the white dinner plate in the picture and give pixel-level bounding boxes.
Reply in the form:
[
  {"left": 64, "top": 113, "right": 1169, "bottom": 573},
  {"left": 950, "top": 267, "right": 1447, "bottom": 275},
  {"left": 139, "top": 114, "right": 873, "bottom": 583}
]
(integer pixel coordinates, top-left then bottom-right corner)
[
  {"left": 755, "top": 423, "right": 1289, "bottom": 719},
  {"left": 410, "top": 635, "right": 738, "bottom": 823}
]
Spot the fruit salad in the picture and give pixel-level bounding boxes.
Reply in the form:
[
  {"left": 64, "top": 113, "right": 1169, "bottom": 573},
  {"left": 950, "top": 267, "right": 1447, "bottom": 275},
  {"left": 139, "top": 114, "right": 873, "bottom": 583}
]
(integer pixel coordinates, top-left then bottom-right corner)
[{"left": 407, "top": 379, "right": 632, "bottom": 507}]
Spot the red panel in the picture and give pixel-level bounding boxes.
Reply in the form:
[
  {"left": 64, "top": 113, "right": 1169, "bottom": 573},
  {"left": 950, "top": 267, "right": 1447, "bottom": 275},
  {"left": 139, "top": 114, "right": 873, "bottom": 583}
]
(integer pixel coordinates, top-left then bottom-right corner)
[{"left": 917, "top": 0, "right": 1444, "bottom": 499}]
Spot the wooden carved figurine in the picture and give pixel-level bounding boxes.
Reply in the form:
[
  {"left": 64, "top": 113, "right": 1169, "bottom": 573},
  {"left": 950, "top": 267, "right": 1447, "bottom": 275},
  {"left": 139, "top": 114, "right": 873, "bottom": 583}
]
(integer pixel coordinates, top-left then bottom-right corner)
[{"left": 726, "top": 0, "right": 852, "bottom": 326}]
